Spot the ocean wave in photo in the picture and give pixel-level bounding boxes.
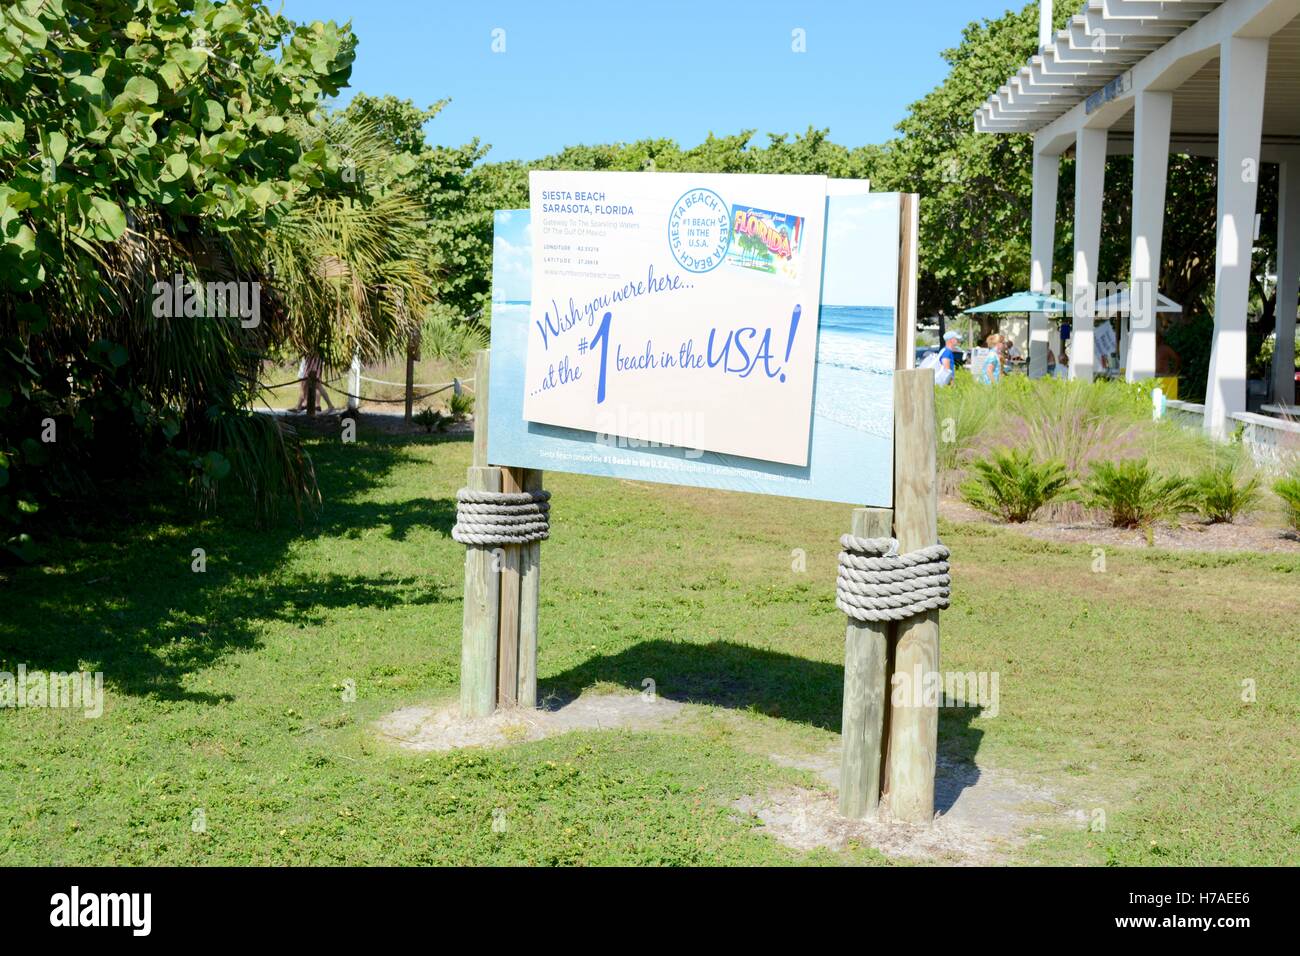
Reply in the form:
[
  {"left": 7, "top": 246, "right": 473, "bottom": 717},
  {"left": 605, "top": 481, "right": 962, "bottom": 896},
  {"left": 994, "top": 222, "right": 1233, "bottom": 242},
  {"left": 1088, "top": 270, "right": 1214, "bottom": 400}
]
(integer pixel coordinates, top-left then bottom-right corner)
[{"left": 813, "top": 305, "right": 895, "bottom": 439}]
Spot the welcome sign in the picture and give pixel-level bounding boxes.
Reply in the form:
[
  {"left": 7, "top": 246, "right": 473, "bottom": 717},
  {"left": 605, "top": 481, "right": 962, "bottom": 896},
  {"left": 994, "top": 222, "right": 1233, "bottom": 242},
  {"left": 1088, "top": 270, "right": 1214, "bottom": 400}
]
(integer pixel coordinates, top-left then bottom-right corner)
[
  {"left": 523, "top": 171, "right": 828, "bottom": 466},
  {"left": 489, "top": 187, "right": 903, "bottom": 507}
]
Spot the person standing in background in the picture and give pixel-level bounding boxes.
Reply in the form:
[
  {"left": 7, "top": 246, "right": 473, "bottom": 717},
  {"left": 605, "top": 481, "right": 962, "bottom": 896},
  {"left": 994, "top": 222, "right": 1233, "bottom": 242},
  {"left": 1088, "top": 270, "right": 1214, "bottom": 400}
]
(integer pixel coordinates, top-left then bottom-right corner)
[
  {"left": 978, "top": 334, "right": 1003, "bottom": 384},
  {"left": 936, "top": 329, "right": 962, "bottom": 386}
]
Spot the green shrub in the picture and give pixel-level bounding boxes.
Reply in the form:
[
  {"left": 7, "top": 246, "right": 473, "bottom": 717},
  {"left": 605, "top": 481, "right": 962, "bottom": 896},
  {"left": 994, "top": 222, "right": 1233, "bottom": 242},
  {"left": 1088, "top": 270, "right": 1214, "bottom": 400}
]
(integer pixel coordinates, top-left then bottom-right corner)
[
  {"left": 422, "top": 312, "right": 489, "bottom": 365},
  {"left": 413, "top": 408, "right": 445, "bottom": 434},
  {"left": 959, "top": 448, "right": 1074, "bottom": 523},
  {"left": 1084, "top": 459, "right": 1197, "bottom": 530},
  {"left": 1275, "top": 470, "right": 1300, "bottom": 532},
  {"left": 936, "top": 376, "right": 1226, "bottom": 514},
  {"left": 449, "top": 391, "right": 475, "bottom": 421},
  {"left": 935, "top": 371, "right": 1001, "bottom": 489},
  {"left": 1193, "top": 463, "right": 1261, "bottom": 523}
]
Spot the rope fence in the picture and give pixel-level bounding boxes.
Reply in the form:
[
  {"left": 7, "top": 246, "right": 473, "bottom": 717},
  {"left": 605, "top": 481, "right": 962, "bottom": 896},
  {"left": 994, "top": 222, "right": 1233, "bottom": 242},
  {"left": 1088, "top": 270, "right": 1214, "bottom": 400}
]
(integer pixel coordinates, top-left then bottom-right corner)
[{"left": 256, "top": 370, "right": 476, "bottom": 407}]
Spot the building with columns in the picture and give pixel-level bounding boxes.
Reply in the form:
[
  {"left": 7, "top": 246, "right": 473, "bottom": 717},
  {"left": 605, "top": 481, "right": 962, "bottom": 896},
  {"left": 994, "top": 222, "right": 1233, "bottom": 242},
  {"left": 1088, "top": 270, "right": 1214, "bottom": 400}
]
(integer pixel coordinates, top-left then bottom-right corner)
[{"left": 975, "top": 0, "right": 1300, "bottom": 437}]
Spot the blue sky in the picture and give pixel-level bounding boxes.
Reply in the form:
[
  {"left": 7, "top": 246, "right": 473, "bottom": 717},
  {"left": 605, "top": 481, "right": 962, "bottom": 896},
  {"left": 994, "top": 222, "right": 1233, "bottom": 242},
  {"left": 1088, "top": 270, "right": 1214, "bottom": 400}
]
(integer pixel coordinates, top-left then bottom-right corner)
[{"left": 280, "top": 0, "right": 1023, "bottom": 162}]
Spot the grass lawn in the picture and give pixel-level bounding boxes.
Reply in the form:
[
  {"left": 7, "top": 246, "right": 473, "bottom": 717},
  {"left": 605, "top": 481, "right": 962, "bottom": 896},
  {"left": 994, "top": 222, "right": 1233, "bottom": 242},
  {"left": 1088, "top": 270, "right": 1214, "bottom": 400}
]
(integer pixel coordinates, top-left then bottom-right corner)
[{"left": 1, "top": 431, "right": 1296, "bottom": 865}]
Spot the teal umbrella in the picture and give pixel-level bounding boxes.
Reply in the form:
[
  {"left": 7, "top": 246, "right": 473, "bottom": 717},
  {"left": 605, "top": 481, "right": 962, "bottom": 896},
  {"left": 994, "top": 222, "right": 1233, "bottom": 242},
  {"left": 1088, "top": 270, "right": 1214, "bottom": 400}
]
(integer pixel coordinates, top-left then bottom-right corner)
[{"left": 964, "top": 291, "right": 1068, "bottom": 313}]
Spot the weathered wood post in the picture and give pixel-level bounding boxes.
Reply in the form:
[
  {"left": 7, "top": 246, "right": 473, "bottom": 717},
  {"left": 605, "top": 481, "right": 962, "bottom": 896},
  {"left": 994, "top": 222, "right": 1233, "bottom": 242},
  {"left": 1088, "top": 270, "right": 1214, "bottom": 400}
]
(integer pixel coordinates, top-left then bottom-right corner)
[
  {"left": 517, "top": 467, "right": 543, "bottom": 709},
  {"left": 496, "top": 466, "right": 524, "bottom": 708},
  {"left": 493, "top": 464, "right": 544, "bottom": 709},
  {"left": 839, "top": 506, "right": 894, "bottom": 818},
  {"left": 459, "top": 349, "right": 544, "bottom": 716},
  {"left": 886, "top": 367, "right": 941, "bottom": 823},
  {"left": 460, "top": 350, "right": 501, "bottom": 717},
  {"left": 404, "top": 333, "right": 418, "bottom": 423}
]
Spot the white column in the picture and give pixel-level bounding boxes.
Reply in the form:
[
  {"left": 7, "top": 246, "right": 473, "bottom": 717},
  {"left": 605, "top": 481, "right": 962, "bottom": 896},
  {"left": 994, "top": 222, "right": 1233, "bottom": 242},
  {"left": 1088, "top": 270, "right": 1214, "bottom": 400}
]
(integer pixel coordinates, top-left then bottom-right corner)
[
  {"left": 1127, "top": 91, "right": 1172, "bottom": 383},
  {"left": 1029, "top": 150, "right": 1060, "bottom": 378},
  {"left": 1274, "top": 152, "right": 1300, "bottom": 407},
  {"left": 1071, "top": 127, "right": 1108, "bottom": 382},
  {"left": 1206, "top": 37, "right": 1269, "bottom": 437}
]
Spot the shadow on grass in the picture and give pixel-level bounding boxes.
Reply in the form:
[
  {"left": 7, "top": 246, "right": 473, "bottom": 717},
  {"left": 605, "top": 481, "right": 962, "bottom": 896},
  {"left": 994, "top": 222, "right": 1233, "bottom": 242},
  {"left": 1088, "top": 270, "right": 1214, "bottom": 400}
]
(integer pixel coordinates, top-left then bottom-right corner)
[
  {"left": 543, "top": 639, "right": 988, "bottom": 810},
  {"left": 545, "top": 640, "right": 846, "bottom": 729},
  {"left": 317, "top": 497, "right": 456, "bottom": 542},
  {"left": 546, "top": 639, "right": 983, "bottom": 739},
  {"left": 0, "top": 434, "right": 455, "bottom": 703}
]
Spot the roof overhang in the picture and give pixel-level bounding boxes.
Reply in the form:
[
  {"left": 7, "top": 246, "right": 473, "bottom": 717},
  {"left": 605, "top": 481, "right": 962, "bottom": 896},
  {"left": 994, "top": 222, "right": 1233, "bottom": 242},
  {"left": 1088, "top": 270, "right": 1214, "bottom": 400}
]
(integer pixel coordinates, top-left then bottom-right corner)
[{"left": 974, "top": 1, "right": 1223, "bottom": 134}]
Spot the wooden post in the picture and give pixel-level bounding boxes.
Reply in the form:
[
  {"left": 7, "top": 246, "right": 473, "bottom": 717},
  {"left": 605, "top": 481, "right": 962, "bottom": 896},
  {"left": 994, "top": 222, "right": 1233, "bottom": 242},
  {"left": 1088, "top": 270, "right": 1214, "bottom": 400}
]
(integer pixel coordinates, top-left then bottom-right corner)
[
  {"left": 306, "top": 361, "right": 318, "bottom": 416},
  {"left": 496, "top": 467, "right": 524, "bottom": 708},
  {"left": 472, "top": 350, "right": 490, "bottom": 470},
  {"left": 404, "top": 333, "right": 417, "bottom": 423},
  {"left": 460, "top": 350, "right": 501, "bottom": 717},
  {"left": 517, "top": 467, "right": 543, "bottom": 709},
  {"left": 887, "top": 367, "right": 941, "bottom": 823},
  {"left": 839, "top": 507, "right": 893, "bottom": 818},
  {"left": 895, "top": 194, "right": 919, "bottom": 371}
]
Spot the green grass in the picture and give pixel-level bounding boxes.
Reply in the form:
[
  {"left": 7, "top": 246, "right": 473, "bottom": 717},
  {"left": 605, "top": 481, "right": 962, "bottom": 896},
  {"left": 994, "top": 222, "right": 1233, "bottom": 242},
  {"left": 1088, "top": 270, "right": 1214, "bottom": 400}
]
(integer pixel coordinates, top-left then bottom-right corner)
[{"left": 1, "top": 433, "right": 1296, "bottom": 865}]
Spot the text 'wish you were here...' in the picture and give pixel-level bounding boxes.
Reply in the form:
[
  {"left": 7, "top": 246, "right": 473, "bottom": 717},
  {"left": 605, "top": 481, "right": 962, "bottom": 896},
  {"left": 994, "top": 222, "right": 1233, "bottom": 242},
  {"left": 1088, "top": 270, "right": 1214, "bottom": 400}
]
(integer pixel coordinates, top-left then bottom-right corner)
[{"left": 530, "top": 264, "right": 805, "bottom": 402}]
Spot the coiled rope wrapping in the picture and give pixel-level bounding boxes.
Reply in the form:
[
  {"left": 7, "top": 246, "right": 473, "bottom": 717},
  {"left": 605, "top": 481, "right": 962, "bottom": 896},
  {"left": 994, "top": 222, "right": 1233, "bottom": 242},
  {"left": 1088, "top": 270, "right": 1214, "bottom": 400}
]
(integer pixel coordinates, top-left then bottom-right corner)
[
  {"left": 452, "top": 488, "right": 551, "bottom": 545},
  {"left": 836, "top": 535, "right": 951, "bottom": 623}
]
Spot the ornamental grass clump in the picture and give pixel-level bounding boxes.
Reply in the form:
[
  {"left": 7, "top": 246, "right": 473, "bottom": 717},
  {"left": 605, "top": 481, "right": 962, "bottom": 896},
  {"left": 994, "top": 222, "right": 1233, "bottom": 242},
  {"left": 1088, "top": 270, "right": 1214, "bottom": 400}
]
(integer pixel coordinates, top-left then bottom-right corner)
[
  {"left": 1274, "top": 467, "right": 1300, "bottom": 533},
  {"left": 1084, "top": 459, "right": 1197, "bottom": 531},
  {"left": 448, "top": 391, "right": 475, "bottom": 422},
  {"left": 959, "top": 447, "right": 1074, "bottom": 523},
  {"left": 1193, "top": 462, "right": 1261, "bottom": 524}
]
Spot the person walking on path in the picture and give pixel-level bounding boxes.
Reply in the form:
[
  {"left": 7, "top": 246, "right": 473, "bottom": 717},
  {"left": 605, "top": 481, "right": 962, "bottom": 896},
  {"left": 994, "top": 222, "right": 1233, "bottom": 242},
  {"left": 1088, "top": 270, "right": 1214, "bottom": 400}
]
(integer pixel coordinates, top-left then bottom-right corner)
[{"left": 293, "top": 354, "right": 335, "bottom": 414}]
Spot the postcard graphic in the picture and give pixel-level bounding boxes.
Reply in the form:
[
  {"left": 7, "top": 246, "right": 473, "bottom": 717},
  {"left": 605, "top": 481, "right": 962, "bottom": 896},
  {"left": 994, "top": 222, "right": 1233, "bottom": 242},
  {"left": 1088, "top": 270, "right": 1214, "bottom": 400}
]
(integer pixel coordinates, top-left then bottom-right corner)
[
  {"left": 726, "top": 205, "right": 806, "bottom": 281},
  {"left": 523, "top": 171, "right": 829, "bottom": 466}
]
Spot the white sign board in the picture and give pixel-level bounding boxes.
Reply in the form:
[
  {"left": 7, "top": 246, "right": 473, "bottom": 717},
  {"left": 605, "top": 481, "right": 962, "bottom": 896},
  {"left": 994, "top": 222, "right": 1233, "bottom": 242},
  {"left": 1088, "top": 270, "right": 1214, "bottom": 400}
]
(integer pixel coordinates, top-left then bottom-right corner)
[
  {"left": 523, "top": 171, "right": 828, "bottom": 466},
  {"left": 1094, "top": 319, "right": 1117, "bottom": 360}
]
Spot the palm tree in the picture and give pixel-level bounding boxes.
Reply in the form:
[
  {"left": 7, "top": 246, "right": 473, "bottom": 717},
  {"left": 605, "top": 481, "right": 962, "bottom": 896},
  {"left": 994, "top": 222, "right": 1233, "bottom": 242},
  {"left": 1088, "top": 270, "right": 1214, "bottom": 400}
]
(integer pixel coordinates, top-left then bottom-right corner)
[{"left": 253, "top": 115, "right": 438, "bottom": 413}]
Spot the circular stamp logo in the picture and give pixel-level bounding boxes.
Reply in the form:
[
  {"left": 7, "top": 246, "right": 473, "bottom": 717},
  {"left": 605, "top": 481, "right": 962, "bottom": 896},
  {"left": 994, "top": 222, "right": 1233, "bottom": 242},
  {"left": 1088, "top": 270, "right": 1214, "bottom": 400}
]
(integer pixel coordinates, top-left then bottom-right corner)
[{"left": 667, "top": 188, "right": 731, "bottom": 273}]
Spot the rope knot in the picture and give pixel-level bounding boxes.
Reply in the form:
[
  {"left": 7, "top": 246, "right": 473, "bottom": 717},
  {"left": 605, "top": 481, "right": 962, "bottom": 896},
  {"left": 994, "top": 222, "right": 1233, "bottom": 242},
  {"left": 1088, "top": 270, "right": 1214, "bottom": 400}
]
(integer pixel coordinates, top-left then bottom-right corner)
[
  {"left": 452, "top": 488, "right": 551, "bottom": 545},
  {"left": 836, "top": 534, "right": 951, "bottom": 623}
]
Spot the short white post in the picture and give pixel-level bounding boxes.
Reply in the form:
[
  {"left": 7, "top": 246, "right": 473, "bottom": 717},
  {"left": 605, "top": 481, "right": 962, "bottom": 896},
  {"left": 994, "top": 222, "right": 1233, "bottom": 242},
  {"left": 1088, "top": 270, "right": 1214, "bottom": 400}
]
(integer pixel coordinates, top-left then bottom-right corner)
[
  {"left": 1152, "top": 386, "right": 1166, "bottom": 421},
  {"left": 1070, "top": 127, "right": 1108, "bottom": 383},
  {"left": 1274, "top": 151, "right": 1300, "bottom": 407},
  {"left": 347, "top": 354, "right": 361, "bottom": 411},
  {"left": 1029, "top": 150, "right": 1060, "bottom": 379},
  {"left": 1206, "top": 36, "right": 1269, "bottom": 438},
  {"left": 1127, "top": 91, "right": 1172, "bottom": 383}
]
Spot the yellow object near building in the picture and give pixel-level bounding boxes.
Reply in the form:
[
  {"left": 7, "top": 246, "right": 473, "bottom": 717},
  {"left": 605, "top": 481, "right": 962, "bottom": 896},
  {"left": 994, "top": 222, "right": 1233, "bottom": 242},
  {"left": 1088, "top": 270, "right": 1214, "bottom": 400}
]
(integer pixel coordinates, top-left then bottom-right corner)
[{"left": 1156, "top": 376, "right": 1179, "bottom": 400}]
